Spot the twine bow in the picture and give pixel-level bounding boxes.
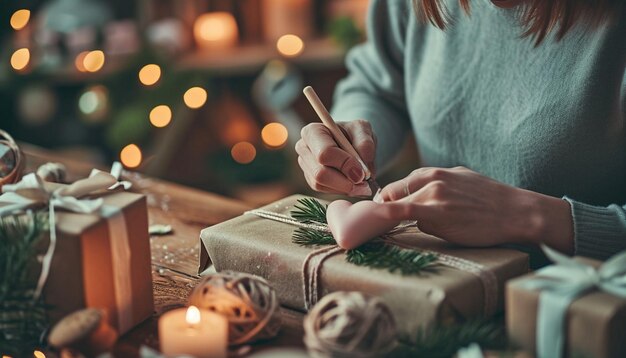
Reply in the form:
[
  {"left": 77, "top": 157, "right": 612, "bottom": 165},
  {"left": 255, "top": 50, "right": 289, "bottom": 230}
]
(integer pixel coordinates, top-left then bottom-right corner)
[
  {"left": 0, "top": 164, "right": 129, "bottom": 300},
  {"left": 521, "top": 245, "right": 626, "bottom": 358}
]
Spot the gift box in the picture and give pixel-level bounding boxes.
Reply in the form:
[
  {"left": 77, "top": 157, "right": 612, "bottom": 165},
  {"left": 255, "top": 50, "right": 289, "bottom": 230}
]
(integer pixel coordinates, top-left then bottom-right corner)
[
  {"left": 199, "top": 195, "right": 529, "bottom": 341},
  {"left": 506, "top": 247, "right": 626, "bottom": 358},
  {"left": 0, "top": 172, "right": 154, "bottom": 335}
]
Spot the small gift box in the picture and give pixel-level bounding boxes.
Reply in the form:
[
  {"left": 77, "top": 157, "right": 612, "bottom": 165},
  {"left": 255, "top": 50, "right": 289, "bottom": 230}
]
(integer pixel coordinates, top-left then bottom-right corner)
[
  {"left": 0, "top": 170, "right": 154, "bottom": 334},
  {"left": 199, "top": 195, "right": 529, "bottom": 342},
  {"left": 506, "top": 246, "right": 626, "bottom": 358}
]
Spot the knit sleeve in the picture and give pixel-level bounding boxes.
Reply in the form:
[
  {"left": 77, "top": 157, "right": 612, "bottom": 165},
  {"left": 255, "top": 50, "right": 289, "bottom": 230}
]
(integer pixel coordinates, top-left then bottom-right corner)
[
  {"left": 331, "top": 0, "right": 412, "bottom": 172},
  {"left": 563, "top": 198, "right": 626, "bottom": 260}
]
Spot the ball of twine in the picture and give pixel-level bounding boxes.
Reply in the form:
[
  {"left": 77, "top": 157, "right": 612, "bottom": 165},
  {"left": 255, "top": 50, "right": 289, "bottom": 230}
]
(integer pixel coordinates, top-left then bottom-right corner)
[
  {"left": 37, "top": 162, "right": 67, "bottom": 183},
  {"left": 304, "top": 291, "right": 397, "bottom": 358},
  {"left": 189, "top": 271, "right": 281, "bottom": 346}
]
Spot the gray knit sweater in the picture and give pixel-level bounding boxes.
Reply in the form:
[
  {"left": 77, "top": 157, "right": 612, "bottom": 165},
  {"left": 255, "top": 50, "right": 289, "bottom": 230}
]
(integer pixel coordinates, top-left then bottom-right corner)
[{"left": 331, "top": 0, "right": 626, "bottom": 259}]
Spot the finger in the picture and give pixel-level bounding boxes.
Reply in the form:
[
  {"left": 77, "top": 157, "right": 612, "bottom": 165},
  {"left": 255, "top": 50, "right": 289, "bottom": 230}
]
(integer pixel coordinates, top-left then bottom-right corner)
[
  {"left": 340, "top": 120, "right": 376, "bottom": 174},
  {"left": 297, "top": 145, "right": 355, "bottom": 193},
  {"left": 379, "top": 168, "right": 447, "bottom": 202},
  {"left": 297, "top": 157, "right": 344, "bottom": 194},
  {"left": 301, "top": 123, "right": 365, "bottom": 184}
]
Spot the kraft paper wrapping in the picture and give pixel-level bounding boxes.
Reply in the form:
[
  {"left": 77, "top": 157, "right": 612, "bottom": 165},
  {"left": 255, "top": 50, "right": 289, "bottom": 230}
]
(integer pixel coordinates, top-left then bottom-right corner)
[
  {"left": 199, "top": 195, "right": 529, "bottom": 341},
  {"left": 507, "top": 258, "right": 626, "bottom": 358},
  {"left": 34, "top": 190, "right": 153, "bottom": 335}
]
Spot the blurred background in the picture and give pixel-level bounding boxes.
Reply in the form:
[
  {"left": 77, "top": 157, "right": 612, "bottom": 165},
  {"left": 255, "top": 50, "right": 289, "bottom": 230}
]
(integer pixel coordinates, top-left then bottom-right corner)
[{"left": 1, "top": 0, "right": 417, "bottom": 205}]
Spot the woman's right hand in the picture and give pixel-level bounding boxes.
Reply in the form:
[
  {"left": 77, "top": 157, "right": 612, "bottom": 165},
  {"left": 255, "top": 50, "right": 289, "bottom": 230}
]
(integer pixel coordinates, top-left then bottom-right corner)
[{"left": 295, "top": 119, "right": 377, "bottom": 196}]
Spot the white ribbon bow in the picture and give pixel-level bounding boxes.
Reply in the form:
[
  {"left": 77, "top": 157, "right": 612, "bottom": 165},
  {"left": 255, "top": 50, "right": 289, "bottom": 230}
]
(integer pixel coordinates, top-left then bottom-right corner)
[
  {"left": 0, "top": 163, "right": 128, "bottom": 299},
  {"left": 521, "top": 245, "right": 626, "bottom": 358}
]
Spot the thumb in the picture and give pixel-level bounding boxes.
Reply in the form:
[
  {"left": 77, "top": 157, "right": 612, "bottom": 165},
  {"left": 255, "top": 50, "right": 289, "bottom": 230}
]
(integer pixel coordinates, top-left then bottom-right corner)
[{"left": 378, "top": 178, "right": 411, "bottom": 202}]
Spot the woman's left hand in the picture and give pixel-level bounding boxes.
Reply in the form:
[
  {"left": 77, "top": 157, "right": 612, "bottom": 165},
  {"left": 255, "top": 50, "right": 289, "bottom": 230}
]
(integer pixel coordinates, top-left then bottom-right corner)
[{"left": 377, "top": 167, "right": 574, "bottom": 253}]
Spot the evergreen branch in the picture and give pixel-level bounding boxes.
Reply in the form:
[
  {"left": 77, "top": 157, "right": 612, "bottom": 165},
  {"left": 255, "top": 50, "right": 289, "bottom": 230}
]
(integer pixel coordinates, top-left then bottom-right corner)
[
  {"left": 390, "top": 320, "right": 507, "bottom": 358},
  {"left": 290, "top": 198, "right": 439, "bottom": 275},
  {"left": 346, "top": 241, "right": 438, "bottom": 275},
  {"left": 291, "top": 198, "right": 328, "bottom": 224}
]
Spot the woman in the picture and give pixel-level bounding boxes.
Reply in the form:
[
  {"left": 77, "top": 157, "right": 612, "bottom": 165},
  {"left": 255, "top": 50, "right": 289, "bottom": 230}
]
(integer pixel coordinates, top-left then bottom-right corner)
[{"left": 295, "top": 0, "right": 625, "bottom": 259}]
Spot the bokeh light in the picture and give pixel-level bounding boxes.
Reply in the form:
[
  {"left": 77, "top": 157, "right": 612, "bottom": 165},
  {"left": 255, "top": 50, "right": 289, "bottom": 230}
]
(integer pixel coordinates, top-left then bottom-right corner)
[
  {"left": 183, "top": 87, "right": 208, "bottom": 109},
  {"left": 83, "top": 50, "right": 105, "bottom": 72},
  {"left": 74, "top": 51, "right": 89, "bottom": 72},
  {"left": 138, "top": 64, "right": 161, "bottom": 86},
  {"left": 276, "top": 34, "right": 304, "bottom": 57},
  {"left": 150, "top": 105, "right": 172, "bottom": 128},
  {"left": 193, "top": 12, "right": 238, "bottom": 48},
  {"left": 10, "top": 9, "right": 30, "bottom": 30},
  {"left": 261, "top": 123, "right": 289, "bottom": 148},
  {"left": 120, "top": 144, "right": 142, "bottom": 168},
  {"left": 33, "top": 351, "right": 45, "bottom": 358},
  {"left": 78, "top": 85, "right": 108, "bottom": 122},
  {"left": 231, "top": 142, "right": 256, "bottom": 164},
  {"left": 10, "top": 48, "right": 30, "bottom": 71}
]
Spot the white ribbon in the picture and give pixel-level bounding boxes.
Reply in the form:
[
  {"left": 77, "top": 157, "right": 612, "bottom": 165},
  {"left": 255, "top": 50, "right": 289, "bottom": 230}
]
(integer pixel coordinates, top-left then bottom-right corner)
[{"left": 520, "top": 245, "right": 626, "bottom": 358}]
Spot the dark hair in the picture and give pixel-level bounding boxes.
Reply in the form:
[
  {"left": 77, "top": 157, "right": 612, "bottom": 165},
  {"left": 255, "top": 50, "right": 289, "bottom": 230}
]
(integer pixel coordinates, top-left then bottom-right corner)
[{"left": 414, "top": 0, "right": 622, "bottom": 45}]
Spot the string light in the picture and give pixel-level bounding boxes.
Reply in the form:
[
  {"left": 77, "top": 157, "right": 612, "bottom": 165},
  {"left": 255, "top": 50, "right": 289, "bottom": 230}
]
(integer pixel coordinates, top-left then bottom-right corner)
[
  {"left": 10, "top": 9, "right": 30, "bottom": 30},
  {"left": 150, "top": 105, "right": 172, "bottom": 128},
  {"left": 276, "top": 34, "right": 304, "bottom": 57},
  {"left": 33, "top": 351, "right": 46, "bottom": 358},
  {"left": 231, "top": 142, "right": 256, "bottom": 164},
  {"left": 183, "top": 87, "right": 208, "bottom": 109},
  {"left": 83, "top": 50, "right": 105, "bottom": 72},
  {"left": 261, "top": 123, "right": 288, "bottom": 148},
  {"left": 193, "top": 12, "right": 238, "bottom": 49},
  {"left": 120, "top": 144, "right": 142, "bottom": 168},
  {"left": 138, "top": 64, "right": 161, "bottom": 86},
  {"left": 11, "top": 48, "right": 30, "bottom": 71}
]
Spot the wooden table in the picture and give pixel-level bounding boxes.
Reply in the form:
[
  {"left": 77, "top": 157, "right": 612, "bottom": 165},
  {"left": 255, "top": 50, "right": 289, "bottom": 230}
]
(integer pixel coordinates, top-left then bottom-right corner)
[{"left": 22, "top": 144, "right": 307, "bottom": 357}]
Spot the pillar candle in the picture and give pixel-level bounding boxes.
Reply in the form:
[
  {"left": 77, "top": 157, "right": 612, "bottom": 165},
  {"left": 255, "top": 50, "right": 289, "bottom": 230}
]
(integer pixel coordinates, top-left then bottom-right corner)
[{"left": 159, "top": 306, "right": 228, "bottom": 358}]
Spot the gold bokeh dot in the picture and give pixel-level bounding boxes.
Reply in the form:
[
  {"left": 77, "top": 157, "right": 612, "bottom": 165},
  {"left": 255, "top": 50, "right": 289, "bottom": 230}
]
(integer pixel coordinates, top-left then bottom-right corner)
[
  {"left": 139, "top": 64, "right": 161, "bottom": 86},
  {"left": 150, "top": 105, "right": 172, "bottom": 128},
  {"left": 231, "top": 142, "right": 256, "bottom": 164},
  {"left": 10, "top": 9, "right": 30, "bottom": 30},
  {"left": 183, "top": 87, "right": 208, "bottom": 109},
  {"left": 83, "top": 50, "right": 105, "bottom": 72},
  {"left": 261, "top": 122, "right": 289, "bottom": 148},
  {"left": 120, "top": 144, "right": 142, "bottom": 168},
  {"left": 10, "top": 48, "right": 30, "bottom": 71},
  {"left": 74, "top": 51, "right": 89, "bottom": 72},
  {"left": 276, "top": 34, "right": 304, "bottom": 57},
  {"left": 33, "top": 351, "right": 45, "bottom": 358}
]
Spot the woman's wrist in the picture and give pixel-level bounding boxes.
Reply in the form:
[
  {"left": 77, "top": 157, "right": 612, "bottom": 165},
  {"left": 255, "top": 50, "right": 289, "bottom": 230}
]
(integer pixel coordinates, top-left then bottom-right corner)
[{"left": 519, "top": 190, "right": 575, "bottom": 254}]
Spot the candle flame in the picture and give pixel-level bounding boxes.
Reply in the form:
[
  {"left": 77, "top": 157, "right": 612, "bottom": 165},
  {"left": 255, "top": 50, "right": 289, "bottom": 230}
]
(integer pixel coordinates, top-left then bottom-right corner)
[{"left": 186, "top": 306, "right": 201, "bottom": 325}]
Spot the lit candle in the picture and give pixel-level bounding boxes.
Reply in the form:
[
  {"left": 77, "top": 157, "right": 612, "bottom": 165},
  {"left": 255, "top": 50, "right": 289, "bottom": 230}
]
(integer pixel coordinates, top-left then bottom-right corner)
[
  {"left": 193, "top": 12, "right": 239, "bottom": 51},
  {"left": 159, "top": 306, "right": 228, "bottom": 358}
]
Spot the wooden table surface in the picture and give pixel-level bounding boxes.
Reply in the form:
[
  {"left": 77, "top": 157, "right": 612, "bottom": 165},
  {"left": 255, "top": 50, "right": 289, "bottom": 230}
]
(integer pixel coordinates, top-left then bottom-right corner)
[{"left": 21, "top": 144, "right": 307, "bottom": 357}]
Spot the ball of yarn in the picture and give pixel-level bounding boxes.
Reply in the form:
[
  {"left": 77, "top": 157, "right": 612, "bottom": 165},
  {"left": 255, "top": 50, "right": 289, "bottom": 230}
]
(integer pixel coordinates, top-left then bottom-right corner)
[
  {"left": 304, "top": 291, "right": 397, "bottom": 358},
  {"left": 188, "top": 271, "right": 281, "bottom": 345},
  {"left": 37, "top": 162, "right": 67, "bottom": 183}
]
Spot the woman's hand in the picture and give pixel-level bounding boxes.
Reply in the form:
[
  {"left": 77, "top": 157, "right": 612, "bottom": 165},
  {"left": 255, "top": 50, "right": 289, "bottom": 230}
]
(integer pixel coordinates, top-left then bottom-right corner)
[
  {"left": 296, "top": 120, "right": 376, "bottom": 196},
  {"left": 378, "top": 167, "right": 575, "bottom": 253}
]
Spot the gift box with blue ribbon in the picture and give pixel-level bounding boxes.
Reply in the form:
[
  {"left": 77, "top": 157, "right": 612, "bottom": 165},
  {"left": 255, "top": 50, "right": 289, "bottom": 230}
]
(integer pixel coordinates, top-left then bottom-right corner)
[{"left": 506, "top": 246, "right": 626, "bottom": 358}]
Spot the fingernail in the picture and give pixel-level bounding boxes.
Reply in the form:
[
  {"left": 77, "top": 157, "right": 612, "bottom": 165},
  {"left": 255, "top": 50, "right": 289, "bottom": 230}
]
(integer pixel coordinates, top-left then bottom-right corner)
[
  {"left": 373, "top": 190, "right": 384, "bottom": 203},
  {"left": 350, "top": 183, "right": 372, "bottom": 197},
  {"left": 348, "top": 167, "right": 364, "bottom": 183}
]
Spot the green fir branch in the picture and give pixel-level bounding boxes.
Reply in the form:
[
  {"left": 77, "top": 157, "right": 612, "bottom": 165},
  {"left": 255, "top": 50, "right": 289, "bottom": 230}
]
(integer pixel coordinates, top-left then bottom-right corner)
[
  {"left": 0, "top": 212, "right": 49, "bottom": 356},
  {"left": 390, "top": 320, "right": 507, "bottom": 358},
  {"left": 290, "top": 198, "right": 438, "bottom": 275}
]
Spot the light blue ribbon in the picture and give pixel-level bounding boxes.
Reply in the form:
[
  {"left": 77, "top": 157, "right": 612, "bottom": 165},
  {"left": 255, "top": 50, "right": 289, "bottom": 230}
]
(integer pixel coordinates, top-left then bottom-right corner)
[{"left": 521, "top": 245, "right": 626, "bottom": 358}]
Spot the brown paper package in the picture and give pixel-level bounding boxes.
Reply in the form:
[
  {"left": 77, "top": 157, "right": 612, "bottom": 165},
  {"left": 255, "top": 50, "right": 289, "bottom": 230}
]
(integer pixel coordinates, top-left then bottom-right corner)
[
  {"left": 506, "top": 258, "right": 626, "bottom": 358},
  {"left": 28, "top": 190, "right": 154, "bottom": 335},
  {"left": 199, "top": 195, "right": 529, "bottom": 341}
]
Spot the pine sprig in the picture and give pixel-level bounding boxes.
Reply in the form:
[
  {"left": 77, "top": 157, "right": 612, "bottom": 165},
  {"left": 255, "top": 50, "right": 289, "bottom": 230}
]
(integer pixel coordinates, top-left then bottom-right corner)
[
  {"left": 390, "top": 320, "right": 507, "bottom": 358},
  {"left": 290, "top": 198, "right": 438, "bottom": 275},
  {"left": 0, "top": 212, "right": 49, "bottom": 356},
  {"left": 291, "top": 198, "right": 328, "bottom": 224}
]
